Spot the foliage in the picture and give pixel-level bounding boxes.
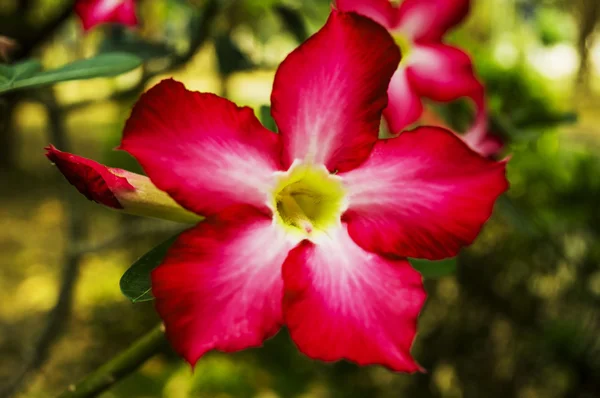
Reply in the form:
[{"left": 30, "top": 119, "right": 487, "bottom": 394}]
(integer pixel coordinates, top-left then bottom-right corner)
[
  {"left": 120, "top": 235, "right": 180, "bottom": 303},
  {"left": 0, "top": 53, "right": 141, "bottom": 94}
]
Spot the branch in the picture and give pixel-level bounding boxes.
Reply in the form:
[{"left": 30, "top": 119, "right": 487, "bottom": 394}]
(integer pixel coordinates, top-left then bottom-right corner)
[
  {"left": 62, "top": 0, "right": 220, "bottom": 113},
  {"left": 57, "top": 324, "right": 166, "bottom": 398},
  {"left": 15, "top": 1, "right": 76, "bottom": 60},
  {"left": 61, "top": 78, "right": 148, "bottom": 113},
  {"left": 17, "top": 0, "right": 33, "bottom": 13},
  {"left": 575, "top": 0, "right": 600, "bottom": 89},
  {"left": 170, "top": 0, "right": 219, "bottom": 70},
  {"left": 3, "top": 2, "right": 218, "bottom": 394},
  {"left": 0, "top": 90, "right": 84, "bottom": 398},
  {"left": 0, "top": 93, "right": 17, "bottom": 169},
  {"left": 71, "top": 220, "right": 184, "bottom": 256}
]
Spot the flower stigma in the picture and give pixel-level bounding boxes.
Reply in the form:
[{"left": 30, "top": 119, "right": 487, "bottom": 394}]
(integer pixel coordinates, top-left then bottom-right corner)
[
  {"left": 393, "top": 33, "right": 412, "bottom": 65},
  {"left": 271, "top": 161, "right": 347, "bottom": 239}
]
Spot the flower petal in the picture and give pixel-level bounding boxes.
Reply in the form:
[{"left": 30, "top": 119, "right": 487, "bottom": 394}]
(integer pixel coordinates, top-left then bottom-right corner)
[
  {"left": 340, "top": 126, "right": 508, "bottom": 260},
  {"left": 120, "top": 79, "right": 282, "bottom": 217},
  {"left": 271, "top": 10, "right": 400, "bottom": 173},
  {"left": 466, "top": 132, "right": 505, "bottom": 158},
  {"left": 152, "top": 205, "right": 298, "bottom": 366},
  {"left": 395, "top": 0, "right": 470, "bottom": 42},
  {"left": 414, "top": 87, "right": 503, "bottom": 158},
  {"left": 45, "top": 145, "right": 133, "bottom": 209},
  {"left": 335, "top": 0, "right": 395, "bottom": 28},
  {"left": 461, "top": 88, "right": 505, "bottom": 158},
  {"left": 407, "top": 43, "right": 481, "bottom": 102},
  {"left": 383, "top": 68, "right": 423, "bottom": 134},
  {"left": 282, "top": 225, "right": 426, "bottom": 372},
  {"left": 75, "top": 0, "right": 138, "bottom": 31},
  {"left": 465, "top": 86, "right": 488, "bottom": 142}
]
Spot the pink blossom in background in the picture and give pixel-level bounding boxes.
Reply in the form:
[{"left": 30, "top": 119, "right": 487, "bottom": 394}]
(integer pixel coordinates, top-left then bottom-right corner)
[
  {"left": 48, "top": 10, "right": 508, "bottom": 371},
  {"left": 74, "top": 0, "right": 138, "bottom": 31},
  {"left": 459, "top": 89, "right": 505, "bottom": 157},
  {"left": 336, "top": 0, "right": 503, "bottom": 157},
  {"left": 418, "top": 104, "right": 504, "bottom": 158}
]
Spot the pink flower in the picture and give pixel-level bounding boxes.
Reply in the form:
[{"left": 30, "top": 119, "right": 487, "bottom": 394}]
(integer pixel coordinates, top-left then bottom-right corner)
[
  {"left": 48, "top": 11, "right": 508, "bottom": 371},
  {"left": 336, "top": 0, "right": 502, "bottom": 156},
  {"left": 74, "top": 0, "right": 138, "bottom": 31},
  {"left": 419, "top": 102, "right": 504, "bottom": 158}
]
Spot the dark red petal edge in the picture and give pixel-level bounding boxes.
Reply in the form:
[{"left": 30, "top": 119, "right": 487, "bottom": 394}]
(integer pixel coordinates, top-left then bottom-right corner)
[{"left": 45, "top": 145, "right": 134, "bottom": 209}]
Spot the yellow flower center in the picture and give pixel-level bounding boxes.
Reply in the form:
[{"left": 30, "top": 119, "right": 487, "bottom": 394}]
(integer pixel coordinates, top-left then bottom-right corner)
[
  {"left": 271, "top": 162, "right": 346, "bottom": 238},
  {"left": 393, "top": 33, "right": 412, "bottom": 65}
]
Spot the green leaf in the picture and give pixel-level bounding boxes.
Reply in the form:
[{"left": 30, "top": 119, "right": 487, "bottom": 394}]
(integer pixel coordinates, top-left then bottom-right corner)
[
  {"left": 274, "top": 5, "right": 308, "bottom": 43},
  {"left": 214, "top": 34, "right": 253, "bottom": 76},
  {"left": 0, "top": 53, "right": 142, "bottom": 94},
  {"left": 535, "top": 8, "right": 576, "bottom": 46},
  {"left": 0, "top": 59, "right": 42, "bottom": 84},
  {"left": 120, "top": 234, "right": 179, "bottom": 303},
  {"left": 495, "top": 195, "right": 538, "bottom": 236},
  {"left": 409, "top": 257, "right": 457, "bottom": 278},
  {"left": 100, "top": 34, "right": 174, "bottom": 61},
  {"left": 259, "top": 105, "right": 277, "bottom": 133}
]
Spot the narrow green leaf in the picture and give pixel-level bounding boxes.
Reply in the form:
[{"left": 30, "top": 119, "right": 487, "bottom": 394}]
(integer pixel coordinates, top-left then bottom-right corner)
[
  {"left": 214, "top": 34, "right": 253, "bottom": 76},
  {"left": 0, "top": 53, "right": 142, "bottom": 94},
  {"left": 100, "top": 35, "right": 174, "bottom": 60},
  {"left": 0, "top": 59, "right": 42, "bottom": 83},
  {"left": 120, "top": 234, "right": 179, "bottom": 303},
  {"left": 19, "top": 53, "right": 142, "bottom": 85},
  {"left": 409, "top": 257, "right": 457, "bottom": 278},
  {"left": 274, "top": 5, "right": 308, "bottom": 43},
  {"left": 259, "top": 105, "right": 277, "bottom": 133}
]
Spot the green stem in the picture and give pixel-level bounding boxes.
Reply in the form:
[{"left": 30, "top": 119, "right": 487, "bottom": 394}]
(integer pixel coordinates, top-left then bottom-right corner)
[{"left": 57, "top": 324, "right": 166, "bottom": 398}]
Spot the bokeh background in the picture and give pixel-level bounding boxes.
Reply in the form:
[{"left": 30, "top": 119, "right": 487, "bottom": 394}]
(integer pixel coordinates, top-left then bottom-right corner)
[{"left": 1, "top": 0, "right": 600, "bottom": 397}]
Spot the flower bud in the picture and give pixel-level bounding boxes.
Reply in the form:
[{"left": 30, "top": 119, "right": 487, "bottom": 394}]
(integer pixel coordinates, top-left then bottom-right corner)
[{"left": 45, "top": 145, "right": 202, "bottom": 224}]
